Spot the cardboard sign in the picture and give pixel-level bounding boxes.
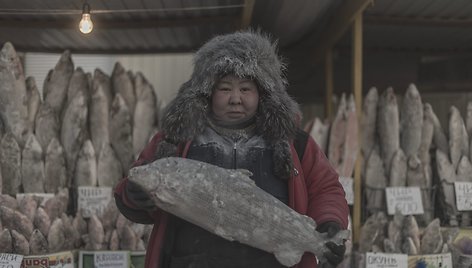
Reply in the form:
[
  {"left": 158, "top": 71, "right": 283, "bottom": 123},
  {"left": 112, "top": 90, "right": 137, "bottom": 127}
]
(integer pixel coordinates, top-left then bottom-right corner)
[
  {"left": 16, "top": 193, "right": 54, "bottom": 207},
  {"left": 0, "top": 253, "right": 23, "bottom": 268},
  {"left": 454, "top": 182, "right": 472, "bottom": 211},
  {"left": 408, "top": 253, "right": 452, "bottom": 268},
  {"left": 21, "top": 251, "right": 74, "bottom": 268},
  {"left": 339, "top": 176, "right": 354, "bottom": 205},
  {"left": 366, "top": 252, "right": 408, "bottom": 268},
  {"left": 77, "top": 186, "right": 112, "bottom": 218},
  {"left": 385, "top": 187, "right": 424, "bottom": 215},
  {"left": 79, "top": 251, "right": 130, "bottom": 268}
]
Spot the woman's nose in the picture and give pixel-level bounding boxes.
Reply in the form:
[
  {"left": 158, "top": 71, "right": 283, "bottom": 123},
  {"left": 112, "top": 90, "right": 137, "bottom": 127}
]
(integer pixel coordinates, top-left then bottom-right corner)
[{"left": 229, "top": 90, "right": 242, "bottom": 104}]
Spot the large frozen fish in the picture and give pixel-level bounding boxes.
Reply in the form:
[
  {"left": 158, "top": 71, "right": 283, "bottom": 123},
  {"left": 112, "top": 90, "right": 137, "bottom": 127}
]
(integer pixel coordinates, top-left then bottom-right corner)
[
  {"left": 436, "top": 149, "right": 458, "bottom": 226},
  {"left": 86, "top": 215, "right": 105, "bottom": 250},
  {"left": 43, "top": 188, "right": 69, "bottom": 221},
  {"left": 61, "top": 90, "right": 88, "bottom": 177},
  {"left": 406, "top": 155, "right": 431, "bottom": 224},
  {"left": 429, "top": 105, "right": 449, "bottom": 155},
  {"left": 361, "top": 87, "right": 378, "bottom": 159},
  {"left": 420, "top": 218, "right": 443, "bottom": 254},
  {"left": 128, "top": 157, "right": 349, "bottom": 266},
  {"left": 29, "top": 229, "right": 49, "bottom": 254},
  {"left": 364, "top": 148, "right": 387, "bottom": 215},
  {"left": 109, "top": 93, "right": 134, "bottom": 173},
  {"left": 111, "top": 62, "right": 136, "bottom": 118},
  {"left": 400, "top": 84, "right": 423, "bottom": 157},
  {"left": 44, "top": 138, "right": 68, "bottom": 192},
  {"left": 419, "top": 104, "right": 435, "bottom": 187},
  {"left": 43, "top": 50, "right": 74, "bottom": 116},
  {"left": 93, "top": 68, "right": 113, "bottom": 108},
  {"left": 0, "top": 229, "right": 13, "bottom": 253},
  {"left": 132, "top": 73, "right": 156, "bottom": 158},
  {"left": 21, "top": 134, "right": 45, "bottom": 193},
  {"left": 18, "top": 195, "right": 38, "bottom": 222},
  {"left": 89, "top": 83, "right": 109, "bottom": 157},
  {"left": 25, "top": 76, "right": 41, "bottom": 134},
  {"left": 377, "top": 88, "right": 400, "bottom": 174},
  {"left": 328, "top": 94, "right": 347, "bottom": 171},
  {"left": 97, "top": 143, "right": 123, "bottom": 187},
  {"left": 0, "top": 132, "right": 21, "bottom": 195},
  {"left": 0, "top": 205, "right": 34, "bottom": 239},
  {"left": 0, "top": 42, "right": 29, "bottom": 146},
  {"left": 35, "top": 103, "right": 60, "bottom": 151},
  {"left": 74, "top": 140, "right": 97, "bottom": 187},
  {"left": 359, "top": 212, "right": 387, "bottom": 253},
  {"left": 307, "top": 117, "right": 329, "bottom": 153},
  {"left": 467, "top": 101, "right": 472, "bottom": 137},
  {"left": 34, "top": 207, "right": 51, "bottom": 237},
  {"left": 449, "top": 106, "right": 468, "bottom": 170},
  {"left": 11, "top": 229, "right": 29, "bottom": 255},
  {"left": 65, "top": 67, "right": 88, "bottom": 106},
  {"left": 389, "top": 149, "right": 407, "bottom": 187},
  {"left": 339, "top": 94, "right": 359, "bottom": 178},
  {"left": 48, "top": 218, "right": 65, "bottom": 252}
]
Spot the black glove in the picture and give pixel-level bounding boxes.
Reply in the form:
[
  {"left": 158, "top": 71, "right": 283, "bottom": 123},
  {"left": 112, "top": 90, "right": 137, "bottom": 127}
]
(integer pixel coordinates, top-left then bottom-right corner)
[
  {"left": 317, "top": 221, "right": 346, "bottom": 267},
  {"left": 125, "top": 181, "right": 156, "bottom": 211}
]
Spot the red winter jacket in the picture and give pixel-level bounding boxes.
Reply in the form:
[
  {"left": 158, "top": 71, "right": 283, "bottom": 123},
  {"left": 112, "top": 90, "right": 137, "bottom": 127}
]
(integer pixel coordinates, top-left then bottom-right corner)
[{"left": 114, "top": 132, "right": 349, "bottom": 268}]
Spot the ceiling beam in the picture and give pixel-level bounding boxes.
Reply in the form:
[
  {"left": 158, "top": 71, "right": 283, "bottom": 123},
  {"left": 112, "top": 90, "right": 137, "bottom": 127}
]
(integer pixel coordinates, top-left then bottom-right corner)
[
  {"left": 364, "top": 15, "right": 472, "bottom": 28},
  {"left": 0, "top": 15, "right": 238, "bottom": 29},
  {"left": 240, "top": 0, "right": 255, "bottom": 29},
  {"left": 312, "top": 0, "right": 373, "bottom": 64}
]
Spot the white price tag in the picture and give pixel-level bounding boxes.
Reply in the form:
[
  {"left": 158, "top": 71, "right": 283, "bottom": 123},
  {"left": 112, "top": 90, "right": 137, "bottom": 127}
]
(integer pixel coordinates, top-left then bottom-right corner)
[
  {"left": 0, "top": 253, "right": 23, "bottom": 268},
  {"left": 94, "top": 251, "right": 129, "bottom": 268},
  {"left": 454, "top": 182, "right": 472, "bottom": 211},
  {"left": 339, "top": 176, "right": 354, "bottom": 205},
  {"left": 77, "top": 186, "right": 112, "bottom": 218},
  {"left": 385, "top": 187, "right": 424, "bottom": 215},
  {"left": 366, "top": 252, "right": 408, "bottom": 268}
]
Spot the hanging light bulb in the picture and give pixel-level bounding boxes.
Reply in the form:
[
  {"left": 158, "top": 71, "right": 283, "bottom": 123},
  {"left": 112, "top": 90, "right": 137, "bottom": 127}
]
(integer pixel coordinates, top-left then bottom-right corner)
[{"left": 79, "top": 2, "right": 93, "bottom": 34}]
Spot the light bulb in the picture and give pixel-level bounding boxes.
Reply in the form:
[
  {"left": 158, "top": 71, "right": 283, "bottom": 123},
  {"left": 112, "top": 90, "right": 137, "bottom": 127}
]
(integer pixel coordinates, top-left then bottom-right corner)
[{"left": 79, "top": 3, "right": 93, "bottom": 34}]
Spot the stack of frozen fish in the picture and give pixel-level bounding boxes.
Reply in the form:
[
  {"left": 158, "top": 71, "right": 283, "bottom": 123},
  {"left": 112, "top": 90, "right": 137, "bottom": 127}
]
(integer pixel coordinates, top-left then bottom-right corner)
[{"left": 0, "top": 41, "right": 160, "bottom": 253}]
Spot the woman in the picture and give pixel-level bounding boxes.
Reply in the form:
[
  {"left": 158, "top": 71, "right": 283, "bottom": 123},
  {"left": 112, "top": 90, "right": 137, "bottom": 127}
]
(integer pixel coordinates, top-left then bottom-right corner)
[{"left": 114, "top": 30, "right": 349, "bottom": 268}]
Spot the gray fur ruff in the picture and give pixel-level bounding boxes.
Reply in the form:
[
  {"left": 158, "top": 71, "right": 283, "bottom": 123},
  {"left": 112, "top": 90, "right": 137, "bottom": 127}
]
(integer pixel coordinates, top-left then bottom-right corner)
[{"left": 159, "top": 30, "right": 301, "bottom": 180}]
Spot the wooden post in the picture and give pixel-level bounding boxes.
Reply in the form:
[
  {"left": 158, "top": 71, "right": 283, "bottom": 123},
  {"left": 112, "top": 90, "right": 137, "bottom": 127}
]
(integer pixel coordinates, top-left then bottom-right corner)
[
  {"left": 352, "top": 13, "right": 363, "bottom": 244},
  {"left": 325, "top": 49, "right": 334, "bottom": 120}
]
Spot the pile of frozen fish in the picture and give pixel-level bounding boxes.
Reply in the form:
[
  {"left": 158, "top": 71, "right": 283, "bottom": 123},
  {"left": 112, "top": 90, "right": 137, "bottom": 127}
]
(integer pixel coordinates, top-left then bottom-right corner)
[
  {"left": 0, "top": 193, "right": 151, "bottom": 254},
  {"left": 305, "top": 93, "right": 359, "bottom": 178},
  {"left": 0, "top": 41, "right": 160, "bottom": 196},
  {"left": 358, "top": 212, "right": 459, "bottom": 256}
]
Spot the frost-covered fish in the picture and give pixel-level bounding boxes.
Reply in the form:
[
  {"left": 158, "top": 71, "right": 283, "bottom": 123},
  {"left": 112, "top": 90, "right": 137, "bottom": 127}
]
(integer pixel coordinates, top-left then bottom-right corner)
[
  {"left": 339, "top": 94, "right": 359, "bottom": 178},
  {"left": 93, "top": 68, "right": 113, "bottom": 107},
  {"left": 25, "top": 76, "right": 41, "bottom": 133},
  {"left": 420, "top": 218, "right": 443, "bottom": 254},
  {"left": 400, "top": 84, "right": 423, "bottom": 157},
  {"left": 43, "top": 50, "right": 74, "bottom": 116},
  {"left": 61, "top": 90, "right": 88, "bottom": 177},
  {"left": 133, "top": 73, "right": 156, "bottom": 157},
  {"left": 21, "top": 134, "right": 45, "bottom": 193},
  {"left": 112, "top": 62, "right": 136, "bottom": 117},
  {"left": 0, "top": 132, "right": 21, "bottom": 195},
  {"left": 87, "top": 215, "right": 104, "bottom": 250},
  {"left": 44, "top": 138, "right": 68, "bottom": 192},
  {"left": 128, "top": 157, "right": 349, "bottom": 266},
  {"left": 389, "top": 149, "right": 407, "bottom": 187},
  {"left": 97, "top": 143, "right": 122, "bottom": 187},
  {"left": 65, "top": 67, "right": 88, "bottom": 106},
  {"left": 110, "top": 93, "right": 134, "bottom": 173},
  {"left": 364, "top": 148, "right": 387, "bottom": 214},
  {"left": 43, "top": 188, "right": 69, "bottom": 220},
  {"left": 89, "top": 84, "right": 109, "bottom": 157},
  {"left": 307, "top": 117, "right": 329, "bottom": 153},
  {"left": 0, "top": 229, "right": 13, "bottom": 253},
  {"left": 35, "top": 103, "right": 60, "bottom": 151},
  {"left": 11, "top": 229, "right": 29, "bottom": 255},
  {"left": 74, "top": 140, "right": 97, "bottom": 187},
  {"left": 449, "top": 106, "right": 468, "bottom": 170},
  {"left": 29, "top": 229, "right": 49, "bottom": 254},
  {"left": 328, "top": 94, "right": 347, "bottom": 171},
  {"left": 34, "top": 207, "right": 51, "bottom": 237},
  {"left": 0, "top": 42, "right": 29, "bottom": 147},
  {"left": 18, "top": 195, "right": 38, "bottom": 222},
  {"left": 48, "top": 218, "right": 65, "bottom": 252},
  {"left": 429, "top": 105, "right": 449, "bottom": 155},
  {"left": 0, "top": 205, "right": 34, "bottom": 239},
  {"left": 436, "top": 149, "right": 458, "bottom": 226},
  {"left": 377, "top": 88, "right": 400, "bottom": 174},
  {"left": 119, "top": 225, "right": 137, "bottom": 250},
  {"left": 361, "top": 87, "right": 378, "bottom": 159}
]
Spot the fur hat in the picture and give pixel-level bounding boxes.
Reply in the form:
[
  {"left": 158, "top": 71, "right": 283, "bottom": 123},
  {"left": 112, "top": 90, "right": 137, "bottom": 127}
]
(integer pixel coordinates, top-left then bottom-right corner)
[{"left": 159, "top": 30, "right": 301, "bottom": 179}]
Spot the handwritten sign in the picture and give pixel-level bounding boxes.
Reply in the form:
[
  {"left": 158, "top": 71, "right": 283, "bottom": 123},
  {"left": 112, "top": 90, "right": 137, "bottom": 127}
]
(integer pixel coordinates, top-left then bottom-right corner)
[
  {"left": 408, "top": 253, "right": 452, "bottom": 268},
  {"left": 16, "top": 193, "right": 54, "bottom": 207},
  {"left": 454, "top": 182, "right": 472, "bottom": 211},
  {"left": 0, "top": 253, "right": 23, "bottom": 268},
  {"left": 77, "top": 187, "right": 112, "bottom": 218},
  {"left": 339, "top": 176, "right": 354, "bottom": 205},
  {"left": 366, "top": 252, "right": 408, "bottom": 268},
  {"left": 79, "top": 251, "right": 130, "bottom": 268},
  {"left": 385, "top": 187, "right": 424, "bottom": 215}
]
